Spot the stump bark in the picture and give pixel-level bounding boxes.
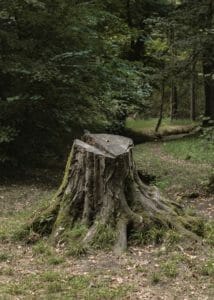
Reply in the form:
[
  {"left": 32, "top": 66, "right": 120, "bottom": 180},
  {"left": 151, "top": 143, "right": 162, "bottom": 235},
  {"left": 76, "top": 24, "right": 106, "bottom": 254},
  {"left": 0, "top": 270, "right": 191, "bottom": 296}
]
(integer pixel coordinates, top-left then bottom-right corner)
[{"left": 27, "top": 133, "right": 201, "bottom": 252}]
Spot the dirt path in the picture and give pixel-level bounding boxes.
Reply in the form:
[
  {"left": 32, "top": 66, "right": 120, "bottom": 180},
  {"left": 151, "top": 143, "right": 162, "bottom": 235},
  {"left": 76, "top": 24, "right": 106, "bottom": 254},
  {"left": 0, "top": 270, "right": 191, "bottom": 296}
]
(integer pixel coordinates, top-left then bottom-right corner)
[
  {"left": 151, "top": 143, "right": 212, "bottom": 170},
  {"left": 153, "top": 143, "right": 214, "bottom": 218},
  {"left": 143, "top": 143, "right": 214, "bottom": 219},
  {"left": 134, "top": 141, "right": 214, "bottom": 223}
]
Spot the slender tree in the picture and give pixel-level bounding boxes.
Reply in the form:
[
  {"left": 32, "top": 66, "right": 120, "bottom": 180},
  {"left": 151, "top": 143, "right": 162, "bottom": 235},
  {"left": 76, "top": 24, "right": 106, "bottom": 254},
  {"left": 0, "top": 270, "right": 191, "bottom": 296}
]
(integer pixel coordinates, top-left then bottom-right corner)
[{"left": 190, "top": 61, "right": 197, "bottom": 121}]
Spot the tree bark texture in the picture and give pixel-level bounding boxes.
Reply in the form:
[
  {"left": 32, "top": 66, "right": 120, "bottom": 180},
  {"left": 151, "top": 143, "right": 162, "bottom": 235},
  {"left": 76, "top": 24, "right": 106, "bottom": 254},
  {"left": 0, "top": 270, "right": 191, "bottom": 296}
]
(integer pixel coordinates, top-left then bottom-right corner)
[
  {"left": 190, "top": 62, "right": 197, "bottom": 121},
  {"left": 27, "top": 134, "right": 201, "bottom": 253},
  {"left": 155, "top": 81, "right": 165, "bottom": 132},
  {"left": 203, "top": 0, "right": 214, "bottom": 121},
  {"left": 170, "top": 82, "right": 178, "bottom": 120}
]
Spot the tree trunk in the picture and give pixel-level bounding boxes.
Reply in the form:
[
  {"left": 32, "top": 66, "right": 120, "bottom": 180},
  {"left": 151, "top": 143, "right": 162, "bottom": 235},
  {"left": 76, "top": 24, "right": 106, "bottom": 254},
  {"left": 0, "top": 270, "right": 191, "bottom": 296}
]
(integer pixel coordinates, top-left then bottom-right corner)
[
  {"left": 170, "top": 82, "right": 178, "bottom": 120},
  {"left": 155, "top": 81, "right": 165, "bottom": 132},
  {"left": 190, "top": 62, "right": 197, "bottom": 121},
  {"left": 169, "top": 21, "right": 178, "bottom": 121},
  {"left": 26, "top": 133, "right": 201, "bottom": 253},
  {"left": 202, "top": 0, "right": 214, "bottom": 123},
  {"left": 203, "top": 59, "right": 214, "bottom": 121}
]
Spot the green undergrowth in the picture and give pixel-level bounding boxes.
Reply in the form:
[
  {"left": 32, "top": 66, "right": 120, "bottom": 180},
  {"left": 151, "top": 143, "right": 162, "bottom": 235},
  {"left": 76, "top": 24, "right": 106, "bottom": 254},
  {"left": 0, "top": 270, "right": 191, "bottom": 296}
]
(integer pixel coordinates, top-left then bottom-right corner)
[
  {"left": 129, "top": 218, "right": 205, "bottom": 249},
  {"left": 200, "top": 258, "right": 214, "bottom": 277},
  {"left": 163, "top": 137, "right": 214, "bottom": 165},
  {"left": 150, "top": 254, "right": 184, "bottom": 285},
  {"left": 204, "top": 220, "right": 214, "bottom": 246},
  {"left": 1, "top": 199, "right": 210, "bottom": 256},
  {"left": 91, "top": 223, "right": 117, "bottom": 250},
  {"left": 134, "top": 139, "right": 213, "bottom": 192},
  {"left": 63, "top": 224, "right": 89, "bottom": 257},
  {"left": 126, "top": 118, "right": 197, "bottom": 133},
  {"left": 0, "top": 192, "right": 54, "bottom": 242},
  {"left": 64, "top": 222, "right": 117, "bottom": 257},
  {"left": 0, "top": 271, "right": 133, "bottom": 299},
  {"left": 0, "top": 211, "right": 32, "bottom": 242}
]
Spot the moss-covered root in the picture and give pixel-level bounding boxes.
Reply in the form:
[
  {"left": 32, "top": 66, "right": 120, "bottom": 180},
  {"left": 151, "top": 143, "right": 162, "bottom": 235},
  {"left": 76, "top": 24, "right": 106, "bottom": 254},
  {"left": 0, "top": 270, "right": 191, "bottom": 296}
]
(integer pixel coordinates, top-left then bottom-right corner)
[{"left": 23, "top": 133, "right": 203, "bottom": 252}]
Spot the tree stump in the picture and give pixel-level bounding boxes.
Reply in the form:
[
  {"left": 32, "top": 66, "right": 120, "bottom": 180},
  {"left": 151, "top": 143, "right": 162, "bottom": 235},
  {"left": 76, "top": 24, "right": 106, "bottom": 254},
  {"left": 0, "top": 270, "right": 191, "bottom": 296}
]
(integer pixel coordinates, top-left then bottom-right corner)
[{"left": 27, "top": 133, "right": 201, "bottom": 253}]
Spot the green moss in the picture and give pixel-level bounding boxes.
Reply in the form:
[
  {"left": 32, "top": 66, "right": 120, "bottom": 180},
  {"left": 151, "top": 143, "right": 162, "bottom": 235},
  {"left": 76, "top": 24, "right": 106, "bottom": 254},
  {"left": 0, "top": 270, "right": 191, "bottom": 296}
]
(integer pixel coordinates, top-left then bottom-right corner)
[{"left": 57, "top": 148, "right": 73, "bottom": 195}]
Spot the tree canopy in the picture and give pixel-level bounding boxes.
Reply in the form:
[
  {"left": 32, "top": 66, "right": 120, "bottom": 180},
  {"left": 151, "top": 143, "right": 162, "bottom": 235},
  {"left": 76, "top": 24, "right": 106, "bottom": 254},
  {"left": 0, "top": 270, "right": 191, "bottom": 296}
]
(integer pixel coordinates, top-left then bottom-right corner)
[{"left": 0, "top": 0, "right": 213, "bottom": 166}]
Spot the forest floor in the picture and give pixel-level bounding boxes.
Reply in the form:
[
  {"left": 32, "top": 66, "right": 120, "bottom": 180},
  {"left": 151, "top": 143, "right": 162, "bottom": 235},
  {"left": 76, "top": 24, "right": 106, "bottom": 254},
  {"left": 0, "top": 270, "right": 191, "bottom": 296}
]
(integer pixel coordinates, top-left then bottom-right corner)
[{"left": 0, "top": 137, "right": 213, "bottom": 299}]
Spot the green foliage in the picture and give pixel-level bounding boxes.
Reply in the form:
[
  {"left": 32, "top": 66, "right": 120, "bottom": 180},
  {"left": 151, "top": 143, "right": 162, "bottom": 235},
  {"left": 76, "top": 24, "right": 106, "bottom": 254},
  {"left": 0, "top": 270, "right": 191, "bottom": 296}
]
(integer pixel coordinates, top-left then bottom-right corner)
[
  {"left": 134, "top": 138, "right": 212, "bottom": 191},
  {"left": 163, "top": 137, "right": 214, "bottom": 164},
  {"left": 164, "top": 230, "right": 181, "bottom": 246},
  {"left": 0, "top": 0, "right": 151, "bottom": 166},
  {"left": 1, "top": 0, "right": 213, "bottom": 166},
  {"left": 0, "top": 252, "right": 10, "bottom": 262},
  {"left": 160, "top": 259, "right": 179, "bottom": 278},
  {"left": 204, "top": 221, "right": 214, "bottom": 246},
  {"left": 63, "top": 224, "right": 88, "bottom": 241},
  {"left": 63, "top": 224, "right": 88, "bottom": 257},
  {"left": 67, "top": 244, "right": 88, "bottom": 258},
  {"left": 47, "top": 255, "right": 64, "bottom": 265},
  {"left": 151, "top": 272, "right": 161, "bottom": 285},
  {"left": 201, "top": 119, "right": 214, "bottom": 147},
  {"left": 200, "top": 259, "right": 214, "bottom": 277},
  {"left": 92, "top": 223, "right": 117, "bottom": 249},
  {"left": 41, "top": 271, "right": 61, "bottom": 282},
  {"left": 32, "top": 240, "right": 52, "bottom": 256},
  {"left": 130, "top": 224, "right": 166, "bottom": 246}
]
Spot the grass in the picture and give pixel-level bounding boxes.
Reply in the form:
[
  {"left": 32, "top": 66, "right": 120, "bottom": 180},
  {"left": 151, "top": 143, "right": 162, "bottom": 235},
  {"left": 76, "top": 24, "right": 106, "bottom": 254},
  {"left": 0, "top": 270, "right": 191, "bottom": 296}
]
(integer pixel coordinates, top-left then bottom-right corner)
[
  {"left": 32, "top": 240, "right": 52, "bottom": 256},
  {"left": 0, "top": 267, "right": 14, "bottom": 276},
  {"left": 0, "top": 252, "right": 10, "bottom": 262},
  {"left": 126, "top": 118, "right": 198, "bottom": 133},
  {"left": 62, "top": 225, "right": 89, "bottom": 257},
  {"left": 130, "top": 226, "right": 166, "bottom": 246},
  {"left": 42, "top": 271, "right": 61, "bottom": 282},
  {"left": 67, "top": 244, "right": 88, "bottom": 258},
  {"left": 92, "top": 223, "right": 117, "bottom": 249},
  {"left": 0, "top": 191, "right": 53, "bottom": 242},
  {"left": 47, "top": 255, "right": 64, "bottom": 265},
  {"left": 134, "top": 138, "right": 213, "bottom": 192},
  {"left": 163, "top": 137, "right": 214, "bottom": 165},
  {"left": 0, "top": 127, "right": 213, "bottom": 299},
  {"left": 0, "top": 211, "right": 31, "bottom": 242},
  {"left": 204, "top": 221, "right": 214, "bottom": 246},
  {"left": 201, "top": 258, "right": 214, "bottom": 277},
  {"left": 0, "top": 271, "right": 132, "bottom": 299},
  {"left": 161, "top": 259, "right": 179, "bottom": 278},
  {"left": 151, "top": 272, "right": 161, "bottom": 284},
  {"left": 151, "top": 253, "right": 187, "bottom": 284}
]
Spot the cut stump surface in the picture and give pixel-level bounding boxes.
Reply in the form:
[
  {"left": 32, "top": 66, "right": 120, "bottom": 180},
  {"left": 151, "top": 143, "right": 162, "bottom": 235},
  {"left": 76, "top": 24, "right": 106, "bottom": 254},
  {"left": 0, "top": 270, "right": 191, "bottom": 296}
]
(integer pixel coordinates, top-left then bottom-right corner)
[{"left": 27, "top": 134, "right": 201, "bottom": 253}]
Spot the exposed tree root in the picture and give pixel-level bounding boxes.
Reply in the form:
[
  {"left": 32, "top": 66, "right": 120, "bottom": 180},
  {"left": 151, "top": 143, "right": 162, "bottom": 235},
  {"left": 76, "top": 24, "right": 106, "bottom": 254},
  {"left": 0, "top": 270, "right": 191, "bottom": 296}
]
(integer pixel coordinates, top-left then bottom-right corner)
[{"left": 24, "top": 133, "right": 203, "bottom": 252}]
